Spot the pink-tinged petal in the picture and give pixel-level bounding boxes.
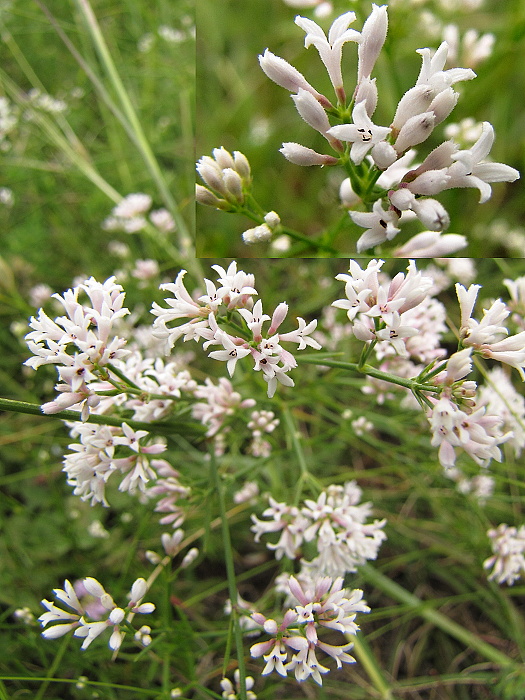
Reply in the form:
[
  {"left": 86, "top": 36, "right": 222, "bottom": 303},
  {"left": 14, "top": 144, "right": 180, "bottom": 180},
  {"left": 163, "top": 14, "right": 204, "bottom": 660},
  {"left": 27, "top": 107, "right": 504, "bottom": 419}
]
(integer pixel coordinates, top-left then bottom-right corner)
[{"left": 250, "top": 639, "right": 275, "bottom": 657}]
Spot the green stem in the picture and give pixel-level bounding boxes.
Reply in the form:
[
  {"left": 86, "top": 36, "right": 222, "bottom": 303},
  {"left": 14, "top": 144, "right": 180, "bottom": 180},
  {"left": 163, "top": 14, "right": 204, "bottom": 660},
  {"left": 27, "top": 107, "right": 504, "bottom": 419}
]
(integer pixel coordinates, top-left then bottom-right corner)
[
  {"left": 360, "top": 563, "right": 517, "bottom": 669},
  {"left": 209, "top": 450, "right": 248, "bottom": 700},
  {"left": 351, "top": 634, "right": 395, "bottom": 700},
  {"left": 33, "top": 634, "right": 70, "bottom": 700},
  {"left": 105, "top": 362, "right": 142, "bottom": 391},
  {"left": 296, "top": 356, "right": 441, "bottom": 395},
  {"left": 72, "top": 0, "right": 193, "bottom": 258},
  {"left": 0, "top": 397, "right": 204, "bottom": 437}
]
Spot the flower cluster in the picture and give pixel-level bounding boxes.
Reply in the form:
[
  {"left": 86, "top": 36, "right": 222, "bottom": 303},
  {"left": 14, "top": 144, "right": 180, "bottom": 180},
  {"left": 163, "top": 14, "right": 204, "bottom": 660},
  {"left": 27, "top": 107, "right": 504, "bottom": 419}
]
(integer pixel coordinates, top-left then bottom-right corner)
[
  {"left": 151, "top": 262, "right": 322, "bottom": 397},
  {"left": 102, "top": 192, "right": 176, "bottom": 234},
  {"left": 258, "top": 6, "right": 519, "bottom": 252},
  {"left": 63, "top": 420, "right": 170, "bottom": 507},
  {"left": 483, "top": 524, "right": 525, "bottom": 585},
  {"left": 24, "top": 275, "right": 278, "bottom": 513},
  {"left": 220, "top": 671, "right": 257, "bottom": 699},
  {"left": 330, "top": 259, "right": 519, "bottom": 472},
  {"left": 427, "top": 347, "right": 507, "bottom": 470},
  {"left": 39, "top": 577, "right": 155, "bottom": 651},
  {"left": 25, "top": 276, "right": 131, "bottom": 420},
  {"left": 196, "top": 147, "right": 252, "bottom": 209},
  {"left": 249, "top": 575, "right": 369, "bottom": 685},
  {"left": 456, "top": 283, "right": 525, "bottom": 379},
  {"left": 251, "top": 481, "right": 386, "bottom": 577},
  {"left": 332, "top": 258, "right": 436, "bottom": 359}
]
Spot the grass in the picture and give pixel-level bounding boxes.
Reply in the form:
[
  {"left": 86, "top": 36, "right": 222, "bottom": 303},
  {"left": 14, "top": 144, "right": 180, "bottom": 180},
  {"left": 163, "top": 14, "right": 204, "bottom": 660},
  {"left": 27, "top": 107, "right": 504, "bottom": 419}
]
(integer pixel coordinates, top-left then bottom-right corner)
[{"left": 1, "top": 0, "right": 525, "bottom": 698}]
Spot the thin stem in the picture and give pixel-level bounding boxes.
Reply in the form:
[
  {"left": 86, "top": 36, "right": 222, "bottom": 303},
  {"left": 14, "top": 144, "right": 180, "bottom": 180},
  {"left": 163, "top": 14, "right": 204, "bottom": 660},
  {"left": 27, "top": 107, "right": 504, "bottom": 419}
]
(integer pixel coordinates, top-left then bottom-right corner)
[
  {"left": 72, "top": 0, "right": 193, "bottom": 258},
  {"left": 33, "top": 634, "right": 70, "bottom": 700},
  {"left": 209, "top": 450, "right": 248, "bottom": 700},
  {"left": 296, "top": 356, "right": 441, "bottom": 395},
  {"left": 105, "top": 362, "right": 143, "bottom": 391},
  {"left": 351, "top": 634, "right": 395, "bottom": 700},
  {"left": 0, "top": 397, "right": 205, "bottom": 437}
]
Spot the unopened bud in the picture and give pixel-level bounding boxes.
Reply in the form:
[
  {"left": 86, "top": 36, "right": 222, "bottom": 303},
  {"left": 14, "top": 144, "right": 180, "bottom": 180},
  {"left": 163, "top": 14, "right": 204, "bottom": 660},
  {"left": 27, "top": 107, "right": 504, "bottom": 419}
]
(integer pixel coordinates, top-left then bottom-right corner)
[
  {"left": 242, "top": 224, "right": 272, "bottom": 244},
  {"left": 292, "top": 89, "right": 331, "bottom": 136},
  {"left": 259, "top": 49, "right": 331, "bottom": 107},
  {"left": 353, "top": 77, "right": 378, "bottom": 116},
  {"left": 412, "top": 198, "right": 450, "bottom": 231},
  {"left": 410, "top": 140, "right": 457, "bottom": 176},
  {"left": 371, "top": 141, "right": 397, "bottom": 169},
  {"left": 269, "top": 302, "right": 289, "bottom": 334},
  {"left": 391, "top": 85, "right": 434, "bottom": 131},
  {"left": 222, "top": 168, "right": 244, "bottom": 203},
  {"left": 196, "top": 161, "right": 228, "bottom": 196},
  {"left": 389, "top": 187, "right": 415, "bottom": 211},
  {"left": 181, "top": 547, "right": 199, "bottom": 569},
  {"left": 233, "top": 151, "right": 251, "bottom": 181},
  {"left": 212, "top": 146, "right": 235, "bottom": 169},
  {"left": 358, "top": 3, "right": 388, "bottom": 82},
  {"left": 429, "top": 87, "right": 458, "bottom": 125},
  {"left": 407, "top": 169, "right": 450, "bottom": 195},
  {"left": 280, "top": 142, "right": 339, "bottom": 166},
  {"left": 394, "top": 111, "right": 435, "bottom": 154},
  {"left": 264, "top": 211, "right": 281, "bottom": 228},
  {"left": 339, "top": 178, "right": 362, "bottom": 207},
  {"left": 195, "top": 184, "right": 229, "bottom": 209},
  {"left": 393, "top": 230, "right": 467, "bottom": 257}
]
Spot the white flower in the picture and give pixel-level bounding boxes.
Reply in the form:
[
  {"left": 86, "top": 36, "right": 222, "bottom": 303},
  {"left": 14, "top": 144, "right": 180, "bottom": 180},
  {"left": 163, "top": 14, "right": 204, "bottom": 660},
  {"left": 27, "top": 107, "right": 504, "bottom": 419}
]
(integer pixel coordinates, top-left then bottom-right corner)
[
  {"left": 446, "top": 122, "right": 520, "bottom": 203},
  {"left": 208, "top": 333, "right": 252, "bottom": 377},
  {"left": 328, "top": 101, "right": 390, "bottom": 165},
  {"left": 295, "top": 12, "right": 361, "bottom": 102},
  {"left": 484, "top": 524, "right": 525, "bottom": 585},
  {"left": 416, "top": 41, "right": 476, "bottom": 93},
  {"left": 278, "top": 317, "right": 322, "bottom": 350},
  {"left": 350, "top": 200, "right": 401, "bottom": 252},
  {"left": 375, "top": 312, "right": 419, "bottom": 357}
]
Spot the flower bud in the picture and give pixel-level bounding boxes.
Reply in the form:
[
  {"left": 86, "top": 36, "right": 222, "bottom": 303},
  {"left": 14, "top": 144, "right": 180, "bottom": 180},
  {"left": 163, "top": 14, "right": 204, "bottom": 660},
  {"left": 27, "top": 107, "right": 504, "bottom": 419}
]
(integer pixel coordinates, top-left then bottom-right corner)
[
  {"left": 391, "top": 85, "right": 434, "bottom": 131},
  {"left": 269, "top": 302, "right": 289, "bottom": 334},
  {"left": 429, "top": 87, "right": 458, "bottom": 125},
  {"left": 410, "top": 140, "right": 457, "bottom": 176},
  {"left": 195, "top": 185, "right": 228, "bottom": 209},
  {"left": 222, "top": 168, "right": 244, "bottom": 203},
  {"left": 339, "top": 178, "right": 362, "bottom": 207},
  {"left": 371, "top": 141, "right": 397, "bottom": 169},
  {"left": 292, "top": 89, "right": 331, "bottom": 136},
  {"left": 389, "top": 187, "right": 415, "bottom": 211},
  {"left": 242, "top": 224, "right": 272, "bottom": 244},
  {"left": 242, "top": 228, "right": 257, "bottom": 245},
  {"left": 353, "top": 77, "right": 378, "bottom": 116},
  {"left": 264, "top": 211, "right": 281, "bottom": 228},
  {"left": 412, "top": 198, "right": 450, "bottom": 231},
  {"left": 407, "top": 169, "right": 450, "bottom": 195},
  {"left": 358, "top": 3, "right": 388, "bottom": 82},
  {"left": 181, "top": 547, "right": 199, "bottom": 569},
  {"left": 393, "top": 231, "right": 467, "bottom": 257},
  {"left": 196, "top": 161, "right": 229, "bottom": 196},
  {"left": 258, "top": 49, "right": 331, "bottom": 107},
  {"left": 353, "top": 321, "right": 375, "bottom": 341},
  {"left": 280, "top": 142, "right": 338, "bottom": 166},
  {"left": 394, "top": 111, "right": 435, "bottom": 154},
  {"left": 212, "top": 146, "right": 235, "bottom": 170},
  {"left": 233, "top": 151, "right": 251, "bottom": 182},
  {"left": 109, "top": 607, "right": 125, "bottom": 624}
]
